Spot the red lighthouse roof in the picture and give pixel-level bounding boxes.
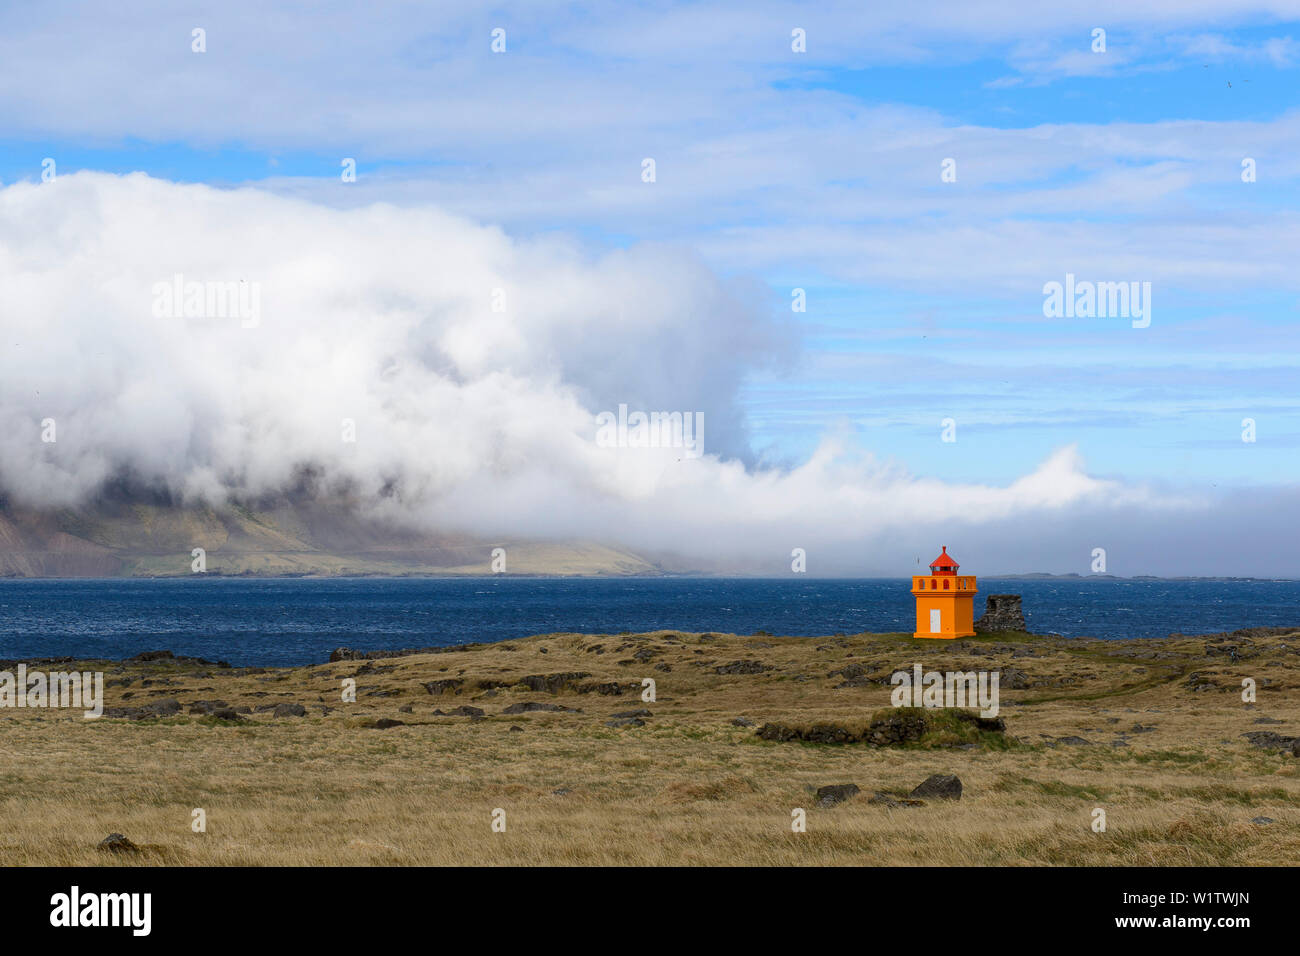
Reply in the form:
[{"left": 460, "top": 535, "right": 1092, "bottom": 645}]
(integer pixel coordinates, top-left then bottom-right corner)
[{"left": 929, "top": 546, "right": 959, "bottom": 574}]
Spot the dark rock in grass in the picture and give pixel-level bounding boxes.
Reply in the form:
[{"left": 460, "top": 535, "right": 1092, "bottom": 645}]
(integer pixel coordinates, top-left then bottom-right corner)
[
  {"left": 869, "top": 792, "right": 925, "bottom": 808},
  {"left": 1253, "top": 716, "right": 1284, "bottom": 724},
  {"left": 1055, "top": 735, "right": 1091, "bottom": 746},
  {"left": 129, "top": 650, "right": 175, "bottom": 662},
  {"left": 421, "top": 679, "right": 464, "bottom": 696},
  {"left": 517, "top": 672, "right": 590, "bottom": 694},
  {"left": 714, "top": 660, "right": 773, "bottom": 676},
  {"left": 1251, "top": 816, "right": 1275, "bottom": 825},
  {"left": 757, "top": 710, "right": 930, "bottom": 746},
  {"left": 654, "top": 662, "right": 672, "bottom": 672},
  {"left": 398, "top": 704, "right": 413, "bottom": 713},
  {"left": 103, "top": 698, "right": 183, "bottom": 720},
  {"left": 552, "top": 787, "right": 572, "bottom": 796},
  {"left": 612, "top": 709, "right": 652, "bottom": 718},
  {"left": 997, "top": 667, "right": 1031, "bottom": 690},
  {"left": 98, "top": 833, "right": 140, "bottom": 853},
  {"left": 448, "top": 705, "right": 485, "bottom": 717},
  {"left": 573, "top": 681, "right": 630, "bottom": 696},
  {"left": 371, "top": 718, "right": 405, "bottom": 729},
  {"left": 509, "top": 725, "right": 524, "bottom": 732},
  {"left": 828, "top": 662, "right": 873, "bottom": 680},
  {"left": 211, "top": 708, "right": 244, "bottom": 721},
  {"left": 500, "top": 701, "right": 581, "bottom": 715},
  {"left": 187, "top": 700, "right": 228, "bottom": 715},
  {"left": 909, "top": 774, "right": 962, "bottom": 801},
  {"left": 815, "top": 784, "right": 860, "bottom": 808},
  {"left": 606, "top": 716, "right": 646, "bottom": 728},
  {"left": 1241, "top": 731, "right": 1299, "bottom": 751},
  {"left": 731, "top": 717, "right": 755, "bottom": 727},
  {"left": 273, "top": 702, "right": 307, "bottom": 718}
]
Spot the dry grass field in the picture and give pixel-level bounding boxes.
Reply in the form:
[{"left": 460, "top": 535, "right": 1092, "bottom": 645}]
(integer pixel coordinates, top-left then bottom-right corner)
[{"left": 2, "top": 626, "right": 1298, "bottom": 866}]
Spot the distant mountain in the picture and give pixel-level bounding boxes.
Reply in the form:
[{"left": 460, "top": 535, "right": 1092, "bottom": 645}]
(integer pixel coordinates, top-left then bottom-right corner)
[{"left": 0, "top": 498, "right": 663, "bottom": 578}]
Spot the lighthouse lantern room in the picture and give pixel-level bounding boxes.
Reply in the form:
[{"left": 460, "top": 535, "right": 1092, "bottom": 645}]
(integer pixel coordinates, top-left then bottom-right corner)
[{"left": 911, "top": 546, "right": 977, "bottom": 639}]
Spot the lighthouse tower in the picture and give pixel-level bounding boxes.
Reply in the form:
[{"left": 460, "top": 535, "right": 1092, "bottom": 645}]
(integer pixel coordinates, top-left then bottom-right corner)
[{"left": 911, "top": 546, "right": 977, "bottom": 639}]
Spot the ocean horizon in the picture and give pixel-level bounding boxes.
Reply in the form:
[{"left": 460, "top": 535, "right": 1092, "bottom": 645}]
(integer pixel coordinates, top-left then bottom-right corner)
[{"left": 2, "top": 576, "right": 1296, "bottom": 667}]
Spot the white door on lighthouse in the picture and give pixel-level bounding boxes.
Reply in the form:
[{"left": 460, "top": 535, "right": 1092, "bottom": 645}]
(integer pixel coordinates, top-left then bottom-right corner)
[{"left": 929, "top": 608, "right": 942, "bottom": 633}]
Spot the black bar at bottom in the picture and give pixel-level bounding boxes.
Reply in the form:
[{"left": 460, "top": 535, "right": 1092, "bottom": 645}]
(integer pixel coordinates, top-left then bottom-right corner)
[{"left": 3, "top": 865, "right": 1276, "bottom": 942}]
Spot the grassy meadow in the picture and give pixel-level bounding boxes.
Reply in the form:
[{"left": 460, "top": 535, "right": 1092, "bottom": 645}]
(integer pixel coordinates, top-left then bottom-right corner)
[{"left": 2, "top": 626, "right": 1297, "bottom": 866}]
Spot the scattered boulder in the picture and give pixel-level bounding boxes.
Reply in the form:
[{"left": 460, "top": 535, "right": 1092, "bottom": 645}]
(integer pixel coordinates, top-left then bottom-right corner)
[
  {"left": 501, "top": 701, "right": 580, "bottom": 715},
  {"left": 815, "top": 784, "right": 860, "bottom": 808},
  {"left": 98, "top": 833, "right": 139, "bottom": 853},
  {"left": 273, "top": 702, "right": 307, "bottom": 718},
  {"left": 421, "top": 679, "right": 464, "bottom": 696},
  {"left": 998, "top": 667, "right": 1031, "bottom": 690},
  {"left": 757, "top": 710, "right": 931, "bottom": 746},
  {"left": 573, "top": 681, "right": 632, "bottom": 696},
  {"left": 909, "top": 774, "right": 962, "bottom": 801},
  {"left": 731, "top": 717, "right": 755, "bottom": 727},
  {"left": 715, "top": 660, "right": 772, "bottom": 676},
  {"left": 188, "top": 699, "right": 228, "bottom": 715},
  {"left": 1241, "top": 731, "right": 1299, "bottom": 751},
  {"left": 1251, "top": 817, "right": 1275, "bottom": 825},
  {"left": 974, "top": 594, "right": 1026, "bottom": 633},
  {"left": 612, "top": 709, "right": 652, "bottom": 718},
  {"left": 606, "top": 717, "right": 645, "bottom": 728},
  {"left": 1055, "top": 735, "right": 1091, "bottom": 746},
  {"left": 517, "top": 672, "right": 590, "bottom": 694},
  {"left": 371, "top": 718, "right": 406, "bottom": 729}
]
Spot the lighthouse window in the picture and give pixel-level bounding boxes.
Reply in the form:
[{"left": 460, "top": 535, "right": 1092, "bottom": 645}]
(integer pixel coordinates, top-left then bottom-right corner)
[{"left": 943, "top": 579, "right": 949, "bottom": 589}]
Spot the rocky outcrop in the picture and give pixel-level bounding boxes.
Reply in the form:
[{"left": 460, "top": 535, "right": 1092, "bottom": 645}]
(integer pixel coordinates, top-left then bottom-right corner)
[
  {"left": 975, "top": 594, "right": 1026, "bottom": 633},
  {"left": 815, "top": 784, "right": 860, "bottom": 807},
  {"left": 910, "top": 774, "right": 962, "bottom": 800},
  {"left": 714, "top": 660, "right": 772, "bottom": 675},
  {"left": 98, "top": 833, "right": 139, "bottom": 853},
  {"left": 517, "top": 672, "right": 590, "bottom": 694}
]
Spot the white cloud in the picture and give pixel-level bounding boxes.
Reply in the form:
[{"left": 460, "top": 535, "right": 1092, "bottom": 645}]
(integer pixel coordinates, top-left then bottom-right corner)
[{"left": 0, "top": 172, "right": 1218, "bottom": 572}]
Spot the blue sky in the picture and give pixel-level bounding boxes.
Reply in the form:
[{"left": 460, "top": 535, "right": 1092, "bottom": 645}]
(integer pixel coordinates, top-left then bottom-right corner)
[{"left": 1, "top": 1, "right": 1298, "bottom": 573}]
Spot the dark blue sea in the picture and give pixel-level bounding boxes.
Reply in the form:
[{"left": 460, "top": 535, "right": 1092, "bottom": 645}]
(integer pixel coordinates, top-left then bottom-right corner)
[{"left": 0, "top": 577, "right": 1296, "bottom": 667}]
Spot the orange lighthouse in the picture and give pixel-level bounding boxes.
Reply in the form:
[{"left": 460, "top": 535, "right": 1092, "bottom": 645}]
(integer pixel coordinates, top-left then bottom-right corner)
[{"left": 911, "top": 546, "right": 977, "bottom": 639}]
